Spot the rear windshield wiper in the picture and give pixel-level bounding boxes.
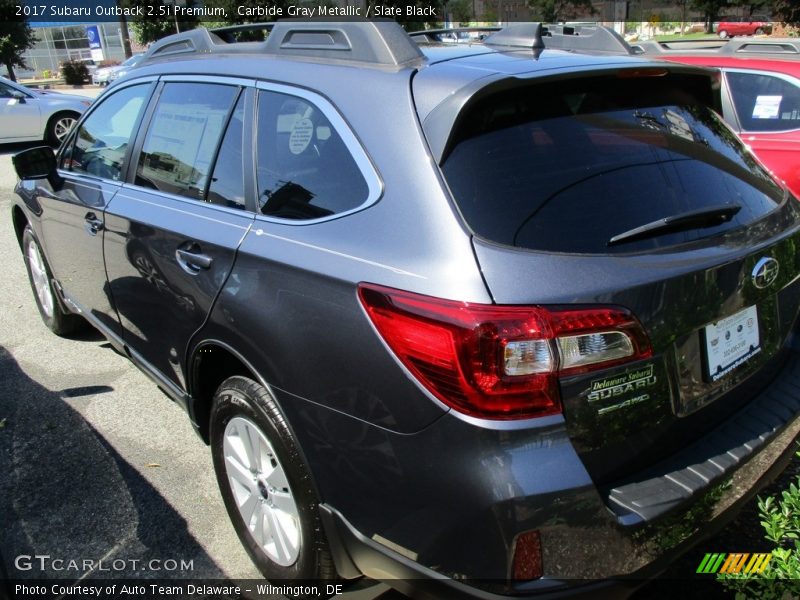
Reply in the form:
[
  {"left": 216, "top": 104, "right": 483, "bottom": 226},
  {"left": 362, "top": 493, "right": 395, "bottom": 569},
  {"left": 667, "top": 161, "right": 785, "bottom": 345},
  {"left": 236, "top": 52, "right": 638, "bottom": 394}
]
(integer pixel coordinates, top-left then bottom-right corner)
[{"left": 608, "top": 204, "right": 742, "bottom": 247}]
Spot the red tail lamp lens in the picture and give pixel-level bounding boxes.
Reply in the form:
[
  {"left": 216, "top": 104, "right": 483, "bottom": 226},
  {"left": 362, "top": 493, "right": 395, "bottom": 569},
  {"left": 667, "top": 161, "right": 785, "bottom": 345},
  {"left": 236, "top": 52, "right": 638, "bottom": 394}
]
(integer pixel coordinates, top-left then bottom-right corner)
[{"left": 358, "top": 284, "right": 652, "bottom": 420}]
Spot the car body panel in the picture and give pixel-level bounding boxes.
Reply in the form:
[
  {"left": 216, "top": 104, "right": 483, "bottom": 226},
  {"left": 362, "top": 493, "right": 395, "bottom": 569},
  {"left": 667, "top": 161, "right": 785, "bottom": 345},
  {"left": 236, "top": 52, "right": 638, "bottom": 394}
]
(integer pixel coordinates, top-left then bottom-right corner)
[{"left": 103, "top": 189, "right": 254, "bottom": 389}]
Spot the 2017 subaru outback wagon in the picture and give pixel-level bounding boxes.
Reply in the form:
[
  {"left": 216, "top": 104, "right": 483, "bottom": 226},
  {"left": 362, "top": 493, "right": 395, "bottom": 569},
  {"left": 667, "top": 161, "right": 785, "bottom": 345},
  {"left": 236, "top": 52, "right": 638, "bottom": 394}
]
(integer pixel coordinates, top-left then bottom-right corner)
[{"left": 11, "top": 20, "right": 800, "bottom": 598}]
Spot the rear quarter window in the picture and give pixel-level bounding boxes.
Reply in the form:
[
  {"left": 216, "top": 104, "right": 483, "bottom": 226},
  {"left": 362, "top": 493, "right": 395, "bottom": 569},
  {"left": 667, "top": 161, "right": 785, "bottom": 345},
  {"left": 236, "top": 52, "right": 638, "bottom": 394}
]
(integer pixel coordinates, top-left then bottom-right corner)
[
  {"left": 726, "top": 71, "right": 800, "bottom": 132},
  {"left": 441, "top": 74, "right": 784, "bottom": 254}
]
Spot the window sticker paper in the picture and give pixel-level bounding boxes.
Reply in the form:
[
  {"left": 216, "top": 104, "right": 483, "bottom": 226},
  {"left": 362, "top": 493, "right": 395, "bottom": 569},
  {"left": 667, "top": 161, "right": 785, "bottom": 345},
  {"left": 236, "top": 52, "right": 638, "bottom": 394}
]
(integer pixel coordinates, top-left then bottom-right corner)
[{"left": 752, "top": 95, "right": 782, "bottom": 119}]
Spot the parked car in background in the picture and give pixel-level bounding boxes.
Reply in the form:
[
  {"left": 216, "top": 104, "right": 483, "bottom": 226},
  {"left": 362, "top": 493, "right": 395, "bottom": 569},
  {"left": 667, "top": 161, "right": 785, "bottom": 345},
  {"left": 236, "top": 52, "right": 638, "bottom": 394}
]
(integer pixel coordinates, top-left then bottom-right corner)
[
  {"left": 106, "top": 53, "right": 145, "bottom": 85},
  {"left": 94, "top": 54, "right": 145, "bottom": 86},
  {"left": 638, "top": 40, "right": 800, "bottom": 197},
  {"left": 10, "top": 21, "right": 800, "bottom": 597},
  {"left": 715, "top": 20, "right": 772, "bottom": 38},
  {"left": 92, "top": 64, "right": 115, "bottom": 86},
  {"left": 0, "top": 77, "right": 91, "bottom": 144}
]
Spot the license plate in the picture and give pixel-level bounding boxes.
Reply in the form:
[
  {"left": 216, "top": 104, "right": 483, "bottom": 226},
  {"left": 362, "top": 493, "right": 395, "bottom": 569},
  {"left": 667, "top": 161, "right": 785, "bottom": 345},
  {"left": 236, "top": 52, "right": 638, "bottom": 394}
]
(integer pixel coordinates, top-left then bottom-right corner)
[{"left": 704, "top": 305, "right": 760, "bottom": 381}]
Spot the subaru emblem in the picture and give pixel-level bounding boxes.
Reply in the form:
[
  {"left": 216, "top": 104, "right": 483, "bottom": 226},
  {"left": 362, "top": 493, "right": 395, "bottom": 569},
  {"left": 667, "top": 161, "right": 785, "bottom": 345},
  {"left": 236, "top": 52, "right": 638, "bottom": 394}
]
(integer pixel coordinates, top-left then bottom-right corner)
[{"left": 751, "top": 257, "right": 779, "bottom": 289}]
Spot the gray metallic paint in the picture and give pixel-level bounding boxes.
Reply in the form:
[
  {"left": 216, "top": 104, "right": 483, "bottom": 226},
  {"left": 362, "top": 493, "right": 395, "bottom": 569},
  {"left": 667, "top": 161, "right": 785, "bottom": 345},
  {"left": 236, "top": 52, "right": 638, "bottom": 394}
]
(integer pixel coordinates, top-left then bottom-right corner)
[{"left": 11, "top": 35, "right": 800, "bottom": 591}]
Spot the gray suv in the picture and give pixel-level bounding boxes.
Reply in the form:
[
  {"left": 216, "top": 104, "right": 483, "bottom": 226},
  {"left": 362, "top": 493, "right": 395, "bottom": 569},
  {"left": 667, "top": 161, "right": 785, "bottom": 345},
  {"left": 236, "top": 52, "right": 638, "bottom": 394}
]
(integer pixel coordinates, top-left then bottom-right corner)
[{"left": 11, "top": 21, "right": 800, "bottom": 597}]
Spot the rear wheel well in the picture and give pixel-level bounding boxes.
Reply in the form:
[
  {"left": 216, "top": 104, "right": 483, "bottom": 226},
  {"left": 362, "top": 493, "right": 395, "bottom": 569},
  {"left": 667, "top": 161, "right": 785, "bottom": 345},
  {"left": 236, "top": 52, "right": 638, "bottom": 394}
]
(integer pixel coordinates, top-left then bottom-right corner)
[
  {"left": 190, "top": 344, "right": 254, "bottom": 443},
  {"left": 12, "top": 206, "right": 29, "bottom": 251}
]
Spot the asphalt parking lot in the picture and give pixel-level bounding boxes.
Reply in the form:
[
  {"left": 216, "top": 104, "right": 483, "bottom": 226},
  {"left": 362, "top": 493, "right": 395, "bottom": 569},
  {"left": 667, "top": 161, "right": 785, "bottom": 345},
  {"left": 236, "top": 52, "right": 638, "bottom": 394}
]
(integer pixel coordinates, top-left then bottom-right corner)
[{"left": 0, "top": 86, "right": 796, "bottom": 600}]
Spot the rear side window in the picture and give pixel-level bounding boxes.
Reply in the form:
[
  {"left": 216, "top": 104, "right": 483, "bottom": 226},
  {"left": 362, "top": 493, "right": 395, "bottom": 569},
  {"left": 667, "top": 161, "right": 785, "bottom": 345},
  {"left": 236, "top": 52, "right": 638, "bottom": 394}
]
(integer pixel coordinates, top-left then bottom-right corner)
[
  {"left": 66, "top": 84, "right": 148, "bottom": 181},
  {"left": 441, "top": 74, "right": 784, "bottom": 254},
  {"left": 255, "top": 90, "right": 369, "bottom": 221},
  {"left": 207, "top": 95, "right": 246, "bottom": 210},
  {"left": 727, "top": 71, "right": 800, "bottom": 132},
  {"left": 135, "top": 82, "right": 239, "bottom": 201}
]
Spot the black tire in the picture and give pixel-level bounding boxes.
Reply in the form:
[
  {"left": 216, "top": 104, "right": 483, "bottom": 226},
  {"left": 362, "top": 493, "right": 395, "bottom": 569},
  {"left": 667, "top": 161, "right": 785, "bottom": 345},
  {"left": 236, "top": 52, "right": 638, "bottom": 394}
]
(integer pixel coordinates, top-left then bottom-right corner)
[
  {"left": 46, "top": 111, "right": 79, "bottom": 146},
  {"left": 21, "top": 225, "right": 85, "bottom": 336},
  {"left": 210, "top": 376, "right": 337, "bottom": 581}
]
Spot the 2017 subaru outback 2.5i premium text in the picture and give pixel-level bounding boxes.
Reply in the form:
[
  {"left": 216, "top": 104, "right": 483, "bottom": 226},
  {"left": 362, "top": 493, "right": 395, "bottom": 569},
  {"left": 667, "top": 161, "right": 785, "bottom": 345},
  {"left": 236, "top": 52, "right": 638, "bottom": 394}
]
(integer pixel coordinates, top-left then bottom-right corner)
[{"left": 10, "top": 20, "right": 800, "bottom": 598}]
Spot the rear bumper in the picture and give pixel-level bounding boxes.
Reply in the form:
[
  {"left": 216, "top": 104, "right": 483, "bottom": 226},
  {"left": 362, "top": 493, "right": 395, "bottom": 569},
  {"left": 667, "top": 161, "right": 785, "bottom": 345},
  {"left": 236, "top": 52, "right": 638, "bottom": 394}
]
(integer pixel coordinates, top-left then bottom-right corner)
[{"left": 316, "top": 350, "right": 800, "bottom": 596}]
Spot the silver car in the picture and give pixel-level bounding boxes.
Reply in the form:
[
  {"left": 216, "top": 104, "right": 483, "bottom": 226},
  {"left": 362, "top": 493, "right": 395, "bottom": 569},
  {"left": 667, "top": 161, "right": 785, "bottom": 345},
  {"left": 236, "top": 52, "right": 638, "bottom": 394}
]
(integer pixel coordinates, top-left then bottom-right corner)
[
  {"left": 0, "top": 77, "right": 91, "bottom": 144},
  {"left": 92, "top": 54, "right": 145, "bottom": 87}
]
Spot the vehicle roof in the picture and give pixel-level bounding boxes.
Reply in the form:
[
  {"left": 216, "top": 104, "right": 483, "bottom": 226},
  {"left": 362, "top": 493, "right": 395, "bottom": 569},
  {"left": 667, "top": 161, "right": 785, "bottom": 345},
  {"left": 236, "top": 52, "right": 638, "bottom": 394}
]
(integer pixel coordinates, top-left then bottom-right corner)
[{"left": 651, "top": 54, "right": 800, "bottom": 76}]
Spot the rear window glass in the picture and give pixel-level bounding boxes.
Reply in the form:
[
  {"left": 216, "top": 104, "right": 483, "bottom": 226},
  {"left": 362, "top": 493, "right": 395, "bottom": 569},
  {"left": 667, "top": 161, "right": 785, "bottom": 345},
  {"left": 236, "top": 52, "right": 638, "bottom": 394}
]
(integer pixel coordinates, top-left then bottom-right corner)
[{"left": 441, "top": 75, "right": 784, "bottom": 254}]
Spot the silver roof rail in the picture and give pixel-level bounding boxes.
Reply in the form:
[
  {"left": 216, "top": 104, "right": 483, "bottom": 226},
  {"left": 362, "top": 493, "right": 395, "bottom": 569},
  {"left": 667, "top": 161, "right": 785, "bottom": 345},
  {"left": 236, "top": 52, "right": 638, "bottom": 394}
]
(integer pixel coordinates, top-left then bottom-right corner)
[
  {"left": 143, "top": 20, "right": 426, "bottom": 68},
  {"left": 635, "top": 37, "right": 800, "bottom": 58}
]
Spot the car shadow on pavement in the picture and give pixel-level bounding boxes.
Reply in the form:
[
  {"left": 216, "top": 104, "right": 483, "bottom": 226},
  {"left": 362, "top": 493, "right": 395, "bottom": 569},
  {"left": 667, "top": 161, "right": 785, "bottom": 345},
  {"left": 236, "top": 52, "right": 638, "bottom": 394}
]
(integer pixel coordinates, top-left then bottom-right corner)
[{"left": 0, "top": 343, "right": 226, "bottom": 582}]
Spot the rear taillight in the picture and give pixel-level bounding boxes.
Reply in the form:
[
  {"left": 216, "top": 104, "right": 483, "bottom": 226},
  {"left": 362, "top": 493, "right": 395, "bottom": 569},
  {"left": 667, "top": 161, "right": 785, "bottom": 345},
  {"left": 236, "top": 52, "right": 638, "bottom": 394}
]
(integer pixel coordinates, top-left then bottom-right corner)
[{"left": 357, "top": 284, "right": 652, "bottom": 420}]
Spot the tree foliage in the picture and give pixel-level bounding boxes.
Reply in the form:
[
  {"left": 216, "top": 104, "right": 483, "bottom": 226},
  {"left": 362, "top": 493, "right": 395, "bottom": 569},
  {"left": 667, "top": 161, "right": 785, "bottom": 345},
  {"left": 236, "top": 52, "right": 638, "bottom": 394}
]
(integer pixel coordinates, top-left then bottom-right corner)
[
  {"left": 447, "top": 0, "right": 474, "bottom": 24},
  {"left": 0, "top": 0, "right": 36, "bottom": 81},
  {"left": 691, "top": 0, "right": 729, "bottom": 33},
  {"left": 774, "top": 0, "right": 800, "bottom": 23},
  {"left": 127, "top": 0, "right": 200, "bottom": 45},
  {"left": 526, "top": 0, "right": 595, "bottom": 23}
]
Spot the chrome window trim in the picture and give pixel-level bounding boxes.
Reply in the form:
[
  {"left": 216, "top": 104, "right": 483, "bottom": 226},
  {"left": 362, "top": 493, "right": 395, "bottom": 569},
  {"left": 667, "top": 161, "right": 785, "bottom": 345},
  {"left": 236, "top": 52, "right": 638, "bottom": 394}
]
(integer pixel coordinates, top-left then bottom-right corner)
[
  {"left": 159, "top": 74, "right": 257, "bottom": 87},
  {"left": 253, "top": 81, "right": 384, "bottom": 226},
  {"left": 724, "top": 68, "right": 800, "bottom": 134}
]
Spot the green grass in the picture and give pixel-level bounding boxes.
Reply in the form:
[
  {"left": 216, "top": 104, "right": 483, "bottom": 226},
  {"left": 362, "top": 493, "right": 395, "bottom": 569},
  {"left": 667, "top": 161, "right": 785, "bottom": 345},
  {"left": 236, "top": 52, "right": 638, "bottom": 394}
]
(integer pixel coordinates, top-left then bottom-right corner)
[{"left": 654, "top": 32, "right": 719, "bottom": 41}]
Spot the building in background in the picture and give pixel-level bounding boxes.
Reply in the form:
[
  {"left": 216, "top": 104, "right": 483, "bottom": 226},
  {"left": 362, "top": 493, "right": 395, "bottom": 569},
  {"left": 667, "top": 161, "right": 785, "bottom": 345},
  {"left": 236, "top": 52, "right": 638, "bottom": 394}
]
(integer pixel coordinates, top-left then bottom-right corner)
[{"left": 17, "top": 22, "right": 136, "bottom": 79}]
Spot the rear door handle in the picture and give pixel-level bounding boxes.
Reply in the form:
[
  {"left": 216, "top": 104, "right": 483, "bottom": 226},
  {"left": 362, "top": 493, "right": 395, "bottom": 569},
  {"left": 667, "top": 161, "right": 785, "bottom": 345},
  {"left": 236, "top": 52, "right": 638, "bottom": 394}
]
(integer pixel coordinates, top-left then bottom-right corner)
[
  {"left": 175, "top": 247, "right": 213, "bottom": 272},
  {"left": 84, "top": 212, "right": 103, "bottom": 235}
]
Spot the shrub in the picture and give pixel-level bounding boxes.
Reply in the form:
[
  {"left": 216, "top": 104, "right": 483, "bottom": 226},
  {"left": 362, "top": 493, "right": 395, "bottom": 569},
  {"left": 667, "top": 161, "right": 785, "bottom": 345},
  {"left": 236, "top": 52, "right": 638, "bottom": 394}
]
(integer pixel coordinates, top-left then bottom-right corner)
[
  {"left": 61, "top": 61, "right": 88, "bottom": 85},
  {"left": 718, "top": 449, "right": 800, "bottom": 598}
]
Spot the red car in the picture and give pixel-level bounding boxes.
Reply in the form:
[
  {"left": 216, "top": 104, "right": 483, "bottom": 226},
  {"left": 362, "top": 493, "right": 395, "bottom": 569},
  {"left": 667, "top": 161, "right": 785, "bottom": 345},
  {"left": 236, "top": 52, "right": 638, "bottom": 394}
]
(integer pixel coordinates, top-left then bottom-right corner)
[
  {"left": 646, "top": 53, "right": 800, "bottom": 198},
  {"left": 716, "top": 21, "right": 773, "bottom": 38}
]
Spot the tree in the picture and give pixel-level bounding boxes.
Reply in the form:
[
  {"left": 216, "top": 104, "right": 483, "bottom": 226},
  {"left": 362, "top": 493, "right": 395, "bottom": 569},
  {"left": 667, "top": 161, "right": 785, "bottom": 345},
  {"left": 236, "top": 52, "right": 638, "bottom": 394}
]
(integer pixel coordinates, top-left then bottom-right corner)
[
  {"left": 728, "top": 0, "right": 772, "bottom": 18},
  {"left": 0, "top": 0, "right": 36, "bottom": 81},
  {"left": 691, "top": 0, "right": 730, "bottom": 33},
  {"left": 448, "top": 0, "right": 473, "bottom": 24},
  {"left": 773, "top": 0, "right": 799, "bottom": 23},
  {"left": 128, "top": 0, "right": 200, "bottom": 45},
  {"left": 527, "top": 0, "right": 595, "bottom": 23}
]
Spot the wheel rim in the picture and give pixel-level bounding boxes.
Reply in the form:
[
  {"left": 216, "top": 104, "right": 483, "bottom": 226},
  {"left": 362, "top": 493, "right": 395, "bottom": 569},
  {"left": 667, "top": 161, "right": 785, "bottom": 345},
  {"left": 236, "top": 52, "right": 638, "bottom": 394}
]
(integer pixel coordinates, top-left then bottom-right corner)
[
  {"left": 223, "top": 416, "right": 301, "bottom": 566},
  {"left": 27, "top": 239, "right": 54, "bottom": 318},
  {"left": 53, "top": 116, "right": 77, "bottom": 142}
]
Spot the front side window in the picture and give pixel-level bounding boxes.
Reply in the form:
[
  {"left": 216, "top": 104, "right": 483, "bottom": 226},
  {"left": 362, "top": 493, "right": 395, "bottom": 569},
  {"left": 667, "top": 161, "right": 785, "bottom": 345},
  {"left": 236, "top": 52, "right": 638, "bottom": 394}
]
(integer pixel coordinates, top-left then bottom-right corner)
[
  {"left": 0, "top": 82, "right": 18, "bottom": 97},
  {"left": 255, "top": 90, "right": 369, "bottom": 220},
  {"left": 135, "top": 83, "right": 239, "bottom": 201},
  {"left": 727, "top": 71, "right": 800, "bottom": 132},
  {"left": 66, "top": 83, "right": 149, "bottom": 181}
]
